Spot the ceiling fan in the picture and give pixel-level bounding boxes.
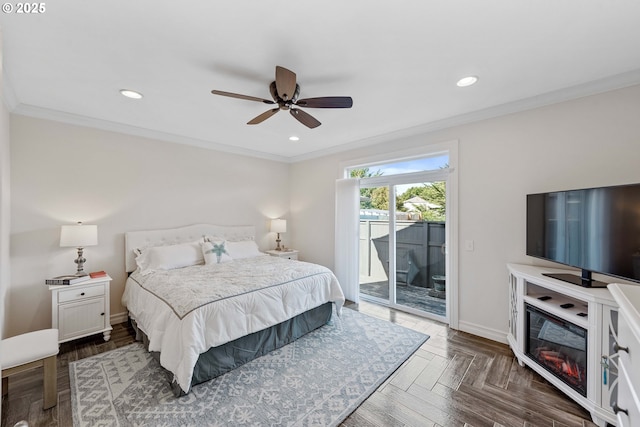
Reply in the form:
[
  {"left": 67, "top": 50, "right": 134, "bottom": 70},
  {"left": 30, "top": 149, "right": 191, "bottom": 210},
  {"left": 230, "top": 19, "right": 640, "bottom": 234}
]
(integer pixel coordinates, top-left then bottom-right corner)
[{"left": 211, "top": 66, "right": 353, "bottom": 129}]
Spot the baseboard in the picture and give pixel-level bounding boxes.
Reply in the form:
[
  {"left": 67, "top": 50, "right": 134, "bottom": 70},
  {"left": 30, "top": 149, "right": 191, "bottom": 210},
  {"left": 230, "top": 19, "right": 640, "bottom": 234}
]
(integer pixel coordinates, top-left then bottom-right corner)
[
  {"left": 110, "top": 311, "right": 129, "bottom": 325},
  {"left": 458, "top": 320, "right": 508, "bottom": 344}
]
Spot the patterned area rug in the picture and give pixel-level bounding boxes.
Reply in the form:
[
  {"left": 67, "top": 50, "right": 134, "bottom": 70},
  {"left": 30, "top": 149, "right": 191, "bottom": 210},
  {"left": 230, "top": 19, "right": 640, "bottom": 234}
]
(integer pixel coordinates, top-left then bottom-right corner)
[{"left": 70, "top": 307, "right": 428, "bottom": 426}]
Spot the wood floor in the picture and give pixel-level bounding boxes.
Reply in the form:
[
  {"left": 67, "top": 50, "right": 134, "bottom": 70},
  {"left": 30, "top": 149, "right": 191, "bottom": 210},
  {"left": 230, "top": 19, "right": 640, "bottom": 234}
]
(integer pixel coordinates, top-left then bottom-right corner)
[{"left": 1, "top": 301, "right": 597, "bottom": 427}]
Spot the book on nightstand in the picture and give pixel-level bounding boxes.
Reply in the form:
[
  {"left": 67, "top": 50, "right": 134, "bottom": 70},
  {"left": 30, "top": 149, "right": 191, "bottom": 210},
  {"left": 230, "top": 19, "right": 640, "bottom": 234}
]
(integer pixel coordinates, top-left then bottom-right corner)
[
  {"left": 89, "top": 270, "right": 107, "bottom": 279},
  {"left": 45, "top": 275, "right": 91, "bottom": 285}
]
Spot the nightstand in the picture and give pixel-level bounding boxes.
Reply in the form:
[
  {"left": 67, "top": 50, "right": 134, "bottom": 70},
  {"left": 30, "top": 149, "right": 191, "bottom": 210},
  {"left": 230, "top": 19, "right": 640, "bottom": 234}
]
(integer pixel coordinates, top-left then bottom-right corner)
[
  {"left": 266, "top": 249, "right": 299, "bottom": 260},
  {"left": 49, "top": 275, "right": 112, "bottom": 343}
]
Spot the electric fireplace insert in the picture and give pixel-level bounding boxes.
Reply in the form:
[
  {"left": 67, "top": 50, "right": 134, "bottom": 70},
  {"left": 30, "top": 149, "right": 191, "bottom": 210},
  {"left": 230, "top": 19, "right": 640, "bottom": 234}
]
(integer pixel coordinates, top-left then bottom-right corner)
[{"left": 525, "top": 303, "right": 588, "bottom": 397}]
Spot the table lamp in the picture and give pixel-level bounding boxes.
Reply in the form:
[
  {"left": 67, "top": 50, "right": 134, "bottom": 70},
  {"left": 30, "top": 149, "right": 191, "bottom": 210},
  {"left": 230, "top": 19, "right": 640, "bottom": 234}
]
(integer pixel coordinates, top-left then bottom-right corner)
[
  {"left": 60, "top": 222, "right": 98, "bottom": 276},
  {"left": 270, "top": 219, "right": 286, "bottom": 251}
]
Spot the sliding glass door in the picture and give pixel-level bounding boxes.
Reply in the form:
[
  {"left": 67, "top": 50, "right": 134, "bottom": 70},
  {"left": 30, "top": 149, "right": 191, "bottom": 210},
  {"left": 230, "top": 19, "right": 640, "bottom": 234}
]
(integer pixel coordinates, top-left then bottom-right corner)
[
  {"left": 358, "top": 171, "right": 449, "bottom": 321},
  {"left": 359, "top": 184, "right": 391, "bottom": 304},
  {"left": 394, "top": 179, "right": 446, "bottom": 318}
]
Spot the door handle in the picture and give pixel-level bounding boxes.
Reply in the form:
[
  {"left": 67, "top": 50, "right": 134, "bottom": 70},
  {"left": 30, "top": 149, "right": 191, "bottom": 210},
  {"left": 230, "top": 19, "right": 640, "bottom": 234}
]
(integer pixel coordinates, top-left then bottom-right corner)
[
  {"left": 612, "top": 403, "right": 629, "bottom": 416},
  {"left": 614, "top": 343, "right": 629, "bottom": 354}
]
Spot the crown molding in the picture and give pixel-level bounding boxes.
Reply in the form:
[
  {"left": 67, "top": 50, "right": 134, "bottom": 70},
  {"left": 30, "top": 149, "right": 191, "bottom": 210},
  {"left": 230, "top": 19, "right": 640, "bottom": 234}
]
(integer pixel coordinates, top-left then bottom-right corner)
[
  {"left": 289, "top": 69, "right": 640, "bottom": 163},
  {"left": 6, "top": 69, "right": 640, "bottom": 164},
  {"left": 9, "top": 103, "right": 291, "bottom": 163}
]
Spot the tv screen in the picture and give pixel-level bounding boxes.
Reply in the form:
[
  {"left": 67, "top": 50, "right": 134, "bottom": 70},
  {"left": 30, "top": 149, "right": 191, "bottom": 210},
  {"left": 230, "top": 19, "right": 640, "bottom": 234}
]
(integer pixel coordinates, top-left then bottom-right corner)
[{"left": 526, "top": 183, "right": 640, "bottom": 287}]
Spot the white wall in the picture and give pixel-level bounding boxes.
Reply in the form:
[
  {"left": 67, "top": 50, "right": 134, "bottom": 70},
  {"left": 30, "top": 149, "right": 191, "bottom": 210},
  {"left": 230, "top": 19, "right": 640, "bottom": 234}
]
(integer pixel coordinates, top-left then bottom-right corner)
[
  {"left": 1, "top": 27, "right": 9, "bottom": 421},
  {"left": 0, "top": 93, "right": 6, "bottom": 427},
  {"left": 290, "top": 84, "right": 640, "bottom": 341},
  {"left": 1, "top": 27, "right": 10, "bottom": 340},
  {"left": 7, "top": 116, "right": 290, "bottom": 336}
]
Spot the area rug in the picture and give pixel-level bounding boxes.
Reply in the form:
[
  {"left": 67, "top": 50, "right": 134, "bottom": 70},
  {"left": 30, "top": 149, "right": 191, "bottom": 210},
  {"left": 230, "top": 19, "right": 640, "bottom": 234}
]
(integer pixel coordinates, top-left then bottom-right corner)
[{"left": 70, "top": 307, "right": 429, "bottom": 426}]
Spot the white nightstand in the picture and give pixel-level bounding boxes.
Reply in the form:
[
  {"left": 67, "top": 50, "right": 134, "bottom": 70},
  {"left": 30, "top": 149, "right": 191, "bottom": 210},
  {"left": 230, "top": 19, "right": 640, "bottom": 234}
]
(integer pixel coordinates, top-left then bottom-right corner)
[
  {"left": 49, "top": 275, "right": 112, "bottom": 343},
  {"left": 266, "top": 249, "right": 299, "bottom": 260}
]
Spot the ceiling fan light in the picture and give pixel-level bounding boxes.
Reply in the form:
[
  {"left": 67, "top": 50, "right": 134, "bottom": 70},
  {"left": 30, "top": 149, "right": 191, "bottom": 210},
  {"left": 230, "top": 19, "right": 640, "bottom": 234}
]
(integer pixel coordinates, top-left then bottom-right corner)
[
  {"left": 456, "top": 76, "right": 478, "bottom": 87},
  {"left": 120, "top": 89, "right": 143, "bottom": 99}
]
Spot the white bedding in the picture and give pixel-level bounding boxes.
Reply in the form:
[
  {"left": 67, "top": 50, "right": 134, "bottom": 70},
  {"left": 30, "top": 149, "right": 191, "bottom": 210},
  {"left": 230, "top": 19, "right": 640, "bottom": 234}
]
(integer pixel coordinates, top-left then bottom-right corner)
[{"left": 121, "top": 255, "right": 345, "bottom": 394}]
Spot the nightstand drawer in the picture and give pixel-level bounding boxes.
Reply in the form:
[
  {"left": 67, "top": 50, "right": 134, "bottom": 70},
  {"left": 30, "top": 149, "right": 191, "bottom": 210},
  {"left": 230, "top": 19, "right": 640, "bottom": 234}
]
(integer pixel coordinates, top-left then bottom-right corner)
[
  {"left": 58, "top": 284, "right": 105, "bottom": 303},
  {"left": 266, "top": 249, "right": 299, "bottom": 260}
]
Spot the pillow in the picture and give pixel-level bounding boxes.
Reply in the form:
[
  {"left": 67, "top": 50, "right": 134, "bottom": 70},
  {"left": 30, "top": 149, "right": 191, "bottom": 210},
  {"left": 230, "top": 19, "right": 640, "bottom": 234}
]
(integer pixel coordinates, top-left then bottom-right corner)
[
  {"left": 201, "top": 240, "right": 233, "bottom": 264},
  {"left": 203, "top": 235, "right": 225, "bottom": 243},
  {"left": 135, "top": 240, "right": 204, "bottom": 275},
  {"left": 225, "top": 240, "right": 263, "bottom": 259}
]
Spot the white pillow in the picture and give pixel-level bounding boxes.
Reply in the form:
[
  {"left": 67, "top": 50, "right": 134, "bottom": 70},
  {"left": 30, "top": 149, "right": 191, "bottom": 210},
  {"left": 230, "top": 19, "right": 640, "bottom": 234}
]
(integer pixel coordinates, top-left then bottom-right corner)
[
  {"left": 135, "top": 241, "right": 204, "bottom": 275},
  {"left": 201, "top": 241, "right": 233, "bottom": 264},
  {"left": 203, "top": 235, "right": 225, "bottom": 243},
  {"left": 225, "top": 240, "right": 263, "bottom": 259}
]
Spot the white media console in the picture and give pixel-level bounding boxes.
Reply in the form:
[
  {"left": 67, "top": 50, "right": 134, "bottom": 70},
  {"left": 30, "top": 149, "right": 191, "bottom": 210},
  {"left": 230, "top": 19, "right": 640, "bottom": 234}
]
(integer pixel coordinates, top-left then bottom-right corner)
[{"left": 507, "top": 264, "right": 619, "bottom": 426}]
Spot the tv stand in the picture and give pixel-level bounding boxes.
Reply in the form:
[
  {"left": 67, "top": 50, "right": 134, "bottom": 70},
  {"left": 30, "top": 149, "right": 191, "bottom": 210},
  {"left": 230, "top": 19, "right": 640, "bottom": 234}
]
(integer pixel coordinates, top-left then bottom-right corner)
[
  {"left": 508, "top": 264, "right": 619, "bottom": 426},
  {"left": 542, "top": 272, "right": 609, "bottom": 288}
]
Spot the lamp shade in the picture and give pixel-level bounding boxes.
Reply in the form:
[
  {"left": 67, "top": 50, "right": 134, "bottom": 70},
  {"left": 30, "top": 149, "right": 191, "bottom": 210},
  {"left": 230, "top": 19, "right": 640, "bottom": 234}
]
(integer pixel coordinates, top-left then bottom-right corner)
[
  {"left": 60, "top": 223, "right": 98, "bottom": 247},
  {"left": 270, "top": 219, "right": 287, "bottom": 233}
]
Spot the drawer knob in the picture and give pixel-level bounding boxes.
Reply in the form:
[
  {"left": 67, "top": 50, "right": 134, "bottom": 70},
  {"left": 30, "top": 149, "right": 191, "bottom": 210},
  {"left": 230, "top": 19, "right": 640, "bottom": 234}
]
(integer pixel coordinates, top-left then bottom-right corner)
[
  {"left": 101, "top": 312, "right": 105, "bottom": 316},
  {"left": 614, "top": 343, "right": 630, "bottom": 354},
  {"left": 80, "top": 292, "right": 85, "bottom": 296},
  {"left": 612, "top": 403, "right": 629, "bottom": 416}
]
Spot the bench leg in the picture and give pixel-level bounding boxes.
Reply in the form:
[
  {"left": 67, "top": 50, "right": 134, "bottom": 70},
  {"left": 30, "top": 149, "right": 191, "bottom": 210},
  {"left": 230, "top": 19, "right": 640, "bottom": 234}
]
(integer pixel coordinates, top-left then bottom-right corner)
[{"left": 42, "top": 355, "right": 57, "bottom": 409}]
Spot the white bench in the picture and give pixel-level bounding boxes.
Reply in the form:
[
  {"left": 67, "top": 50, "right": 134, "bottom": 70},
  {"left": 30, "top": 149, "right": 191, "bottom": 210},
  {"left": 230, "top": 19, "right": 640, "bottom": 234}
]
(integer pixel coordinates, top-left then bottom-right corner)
[{"left": 1, "top": 329, "right": 59, "bottom": 409}]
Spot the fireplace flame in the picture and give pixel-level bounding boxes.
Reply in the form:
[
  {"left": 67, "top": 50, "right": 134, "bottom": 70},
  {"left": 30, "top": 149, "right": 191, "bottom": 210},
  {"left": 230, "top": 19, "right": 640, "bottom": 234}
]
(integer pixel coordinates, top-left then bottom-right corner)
[{"left": 535, "top": 347, "right": 584, "bottom": 385}]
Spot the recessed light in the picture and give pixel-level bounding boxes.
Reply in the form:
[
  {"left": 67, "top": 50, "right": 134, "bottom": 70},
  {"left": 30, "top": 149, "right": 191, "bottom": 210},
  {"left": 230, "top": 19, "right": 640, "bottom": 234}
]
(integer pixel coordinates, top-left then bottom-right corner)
[
  {"left": 289, "top": 136, "right": 300, "bottom": 142},
  {"left": 456, "top": 76, "right": 478, "bottom": 87},
  {"left": 120, "top": 89, "right": 143, "bottom": 99}
]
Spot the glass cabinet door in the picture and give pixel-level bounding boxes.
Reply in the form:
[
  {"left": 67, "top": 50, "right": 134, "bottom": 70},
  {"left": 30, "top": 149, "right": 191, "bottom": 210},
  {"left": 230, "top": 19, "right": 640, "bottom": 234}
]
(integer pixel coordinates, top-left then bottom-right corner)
[
  {"left": 602, "top": 306, "right": 619, "bottom": 411},
  {"left": 509, "top": 273, "right": 518, "bottom": 342}
]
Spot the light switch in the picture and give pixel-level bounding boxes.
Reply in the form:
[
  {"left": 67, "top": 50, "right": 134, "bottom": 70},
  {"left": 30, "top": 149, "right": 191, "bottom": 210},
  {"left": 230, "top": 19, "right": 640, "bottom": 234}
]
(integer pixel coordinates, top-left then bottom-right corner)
[{"left": 465, "top": 240, "right": 474, "bottom": 251}]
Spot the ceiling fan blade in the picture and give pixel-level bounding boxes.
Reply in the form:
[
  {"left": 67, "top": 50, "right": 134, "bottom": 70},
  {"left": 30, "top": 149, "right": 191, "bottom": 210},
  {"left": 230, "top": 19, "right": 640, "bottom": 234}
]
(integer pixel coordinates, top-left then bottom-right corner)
[
  {"left": 290, "top": 108, "right": 321, "bottom": 129},
  {"left": 211, "top": 90, "right": 275, "bottom": 105},
  {"left": 296, "top": 96, "right": 353, "bottom": 108},
  {"left": 275, "top": 66, "right": 297, "bottom": 101},
  {"left": 247, "top": 108, "right": 280, "bottom": 125}
]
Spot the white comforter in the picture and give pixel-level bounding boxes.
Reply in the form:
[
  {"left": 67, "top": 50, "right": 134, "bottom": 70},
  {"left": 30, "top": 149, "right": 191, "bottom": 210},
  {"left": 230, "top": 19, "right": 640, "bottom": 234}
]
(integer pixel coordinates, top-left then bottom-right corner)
[{"left": 121, "top": 255, "right": 345, "bottom": 394}]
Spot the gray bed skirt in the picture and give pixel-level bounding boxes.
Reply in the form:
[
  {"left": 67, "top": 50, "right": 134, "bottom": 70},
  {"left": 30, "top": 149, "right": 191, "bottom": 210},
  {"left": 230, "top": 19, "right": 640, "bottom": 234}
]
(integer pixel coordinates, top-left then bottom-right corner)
[{"left": 132, "top": 301, "right": 334, "bottom": 396}]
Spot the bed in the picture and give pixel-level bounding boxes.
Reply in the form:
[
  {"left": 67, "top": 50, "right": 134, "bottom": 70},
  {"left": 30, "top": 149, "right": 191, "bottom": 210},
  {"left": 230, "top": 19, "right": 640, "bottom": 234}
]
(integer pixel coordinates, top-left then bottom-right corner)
[{"left": 121, "top": 224, "right": 345, "bottom": 396}]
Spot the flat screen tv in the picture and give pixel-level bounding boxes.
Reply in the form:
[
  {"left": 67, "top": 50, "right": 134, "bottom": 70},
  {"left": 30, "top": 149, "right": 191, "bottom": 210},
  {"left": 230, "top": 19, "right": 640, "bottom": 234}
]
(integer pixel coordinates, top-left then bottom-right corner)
[{"left": 527, "top": 183, "right": 640, "bottom": 288}]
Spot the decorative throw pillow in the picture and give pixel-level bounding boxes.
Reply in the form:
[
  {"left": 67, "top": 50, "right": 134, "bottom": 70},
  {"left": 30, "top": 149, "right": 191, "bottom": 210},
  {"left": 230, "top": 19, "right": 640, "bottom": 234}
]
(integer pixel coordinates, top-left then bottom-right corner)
[
  {"left": 135, "top": 240, "right": 204, "bottom": 275},
  {"left": 201, "top": 241, "right": 233, "bottom": 264},
  {"left": 225, "top": 240, "right": 263, "bottom": 259},
  {"left": 203, "top": 235, "right": 225, "bottom": 243}
]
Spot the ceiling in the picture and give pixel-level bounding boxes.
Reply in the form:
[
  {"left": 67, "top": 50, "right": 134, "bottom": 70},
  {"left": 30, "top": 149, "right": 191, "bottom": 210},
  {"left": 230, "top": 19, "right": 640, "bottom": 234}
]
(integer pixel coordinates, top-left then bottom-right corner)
[{"left": 2, "top": 1, "right": 640, "bottom": 162}]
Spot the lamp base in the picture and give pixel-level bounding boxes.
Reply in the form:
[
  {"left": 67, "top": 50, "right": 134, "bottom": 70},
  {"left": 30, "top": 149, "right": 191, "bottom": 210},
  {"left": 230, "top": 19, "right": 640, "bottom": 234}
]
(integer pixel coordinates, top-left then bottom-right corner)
[
  {"left": 74, "top": 247, "right": 88, "bottom": 276},
  {"left": 275, "top": 233, "right": 282, "bottom": 251}
]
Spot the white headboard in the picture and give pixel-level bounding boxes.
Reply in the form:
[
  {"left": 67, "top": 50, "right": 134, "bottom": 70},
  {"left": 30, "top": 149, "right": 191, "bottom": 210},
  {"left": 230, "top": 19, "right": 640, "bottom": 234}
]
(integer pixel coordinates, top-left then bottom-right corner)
[{"left": 124, "top": 224, "right": 256, "bottom": 273}]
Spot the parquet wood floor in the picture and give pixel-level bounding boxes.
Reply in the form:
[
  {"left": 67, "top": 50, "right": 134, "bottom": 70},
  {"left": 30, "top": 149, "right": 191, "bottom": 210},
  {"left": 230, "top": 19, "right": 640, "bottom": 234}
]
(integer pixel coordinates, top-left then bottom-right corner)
[{"left": 1, "top": 301, "right": 597, "bottom": 427}]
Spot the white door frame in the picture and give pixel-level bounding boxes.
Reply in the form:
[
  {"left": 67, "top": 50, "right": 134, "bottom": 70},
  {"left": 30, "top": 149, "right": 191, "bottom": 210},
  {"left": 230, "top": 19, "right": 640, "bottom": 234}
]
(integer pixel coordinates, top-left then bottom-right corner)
[{"left": 340, "top": 140, "right": 459, "bottom": 329}]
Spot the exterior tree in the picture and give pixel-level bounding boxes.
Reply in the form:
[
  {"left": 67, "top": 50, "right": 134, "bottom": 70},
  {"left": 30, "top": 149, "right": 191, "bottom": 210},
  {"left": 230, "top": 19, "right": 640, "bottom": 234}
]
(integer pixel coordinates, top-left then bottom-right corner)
[
  {"left": 396, "top": 181, "right": 446, "bottom": 221},
  {"left": 350, "top": 167, "right": 382, "bottom": 209},
  {"left": 371, "top": 186, "right": 389, "bottom": 210}
]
